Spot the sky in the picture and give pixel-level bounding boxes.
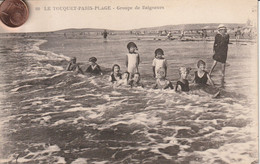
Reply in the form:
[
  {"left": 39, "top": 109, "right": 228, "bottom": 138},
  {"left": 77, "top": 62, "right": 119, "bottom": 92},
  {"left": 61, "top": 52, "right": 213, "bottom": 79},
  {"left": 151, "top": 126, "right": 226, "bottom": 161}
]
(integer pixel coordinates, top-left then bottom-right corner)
[{"left": 0, "top": 0, "right": 257, "bottom": 33}]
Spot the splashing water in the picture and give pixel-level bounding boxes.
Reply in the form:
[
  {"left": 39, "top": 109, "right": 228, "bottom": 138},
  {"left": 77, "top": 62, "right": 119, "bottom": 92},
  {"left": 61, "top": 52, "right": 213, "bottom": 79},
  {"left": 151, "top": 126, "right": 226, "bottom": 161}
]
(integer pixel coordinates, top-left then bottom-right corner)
[{"left": 0, "top": 37, "right": 257, "bottom": 163}]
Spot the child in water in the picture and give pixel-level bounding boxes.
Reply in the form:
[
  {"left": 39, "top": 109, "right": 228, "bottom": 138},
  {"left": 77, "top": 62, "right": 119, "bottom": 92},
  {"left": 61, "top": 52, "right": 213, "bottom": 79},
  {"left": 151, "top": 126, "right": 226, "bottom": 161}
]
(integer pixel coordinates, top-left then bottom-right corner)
[
  {"left": 66, "top": 57, "right": 83, "bottom": 74},
  {"left": 153, "top": 67, "right": 174, "bottom": 90},
  {"left": 109, "top": 64, "right": 122, "bottom": 83},
  {"left": 175, "top": 67, "right": 191, "bottom": 92},
  {"left": 125, "top": 42, "right": 140, "bottom": 77},
  {"left": 193, "top": 60, "right": 221, "bottom": 98},
  {"left": 129, "top": 72, "right": 144, "bottom": 88},
  {"left": 152, "top": 48, "right": 167, "bottom": 78},
  {"left": 116, "top": 71, "right": 130, "bottom": 87},
  {"left": 193, "top": 60, "right": 214, "bottom": 86},
  {"left": 85, "top": 57, "right": 103, "bottom": 75}
]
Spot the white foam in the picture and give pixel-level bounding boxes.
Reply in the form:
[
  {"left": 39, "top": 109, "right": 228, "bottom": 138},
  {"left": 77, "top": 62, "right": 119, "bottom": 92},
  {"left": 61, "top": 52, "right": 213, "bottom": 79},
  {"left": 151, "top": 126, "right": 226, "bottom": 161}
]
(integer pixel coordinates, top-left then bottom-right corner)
[
  {"left": 64, "top": 107, "right": 95, "bottom": 113},
  {"left": 55, "top": 157, "right": 66, "bottom": 164},
  {"left": 71, "top": 158, "right": 88, "bottom": 164},
  {"left": 10, "top": 85, "right": 32, "bottom": 92},
  {"left": 73, "top": 116, "right": 85, "bottom": 124},
  {"left": 88, "top": 111, "right": 105, "bottom": 119},
  {"left": 92, "top": 161, "right": 110, "bottom": 164},
  {"left": 0, "top": 158, "right": 12, "bottom": 163},
  {"left": 14, "top": 144, "right": 61, "bottom": 163},
  {"left": 53, "top": 120, "right": 67, "bottom": 126},
  {"left": 32, "top": 101, "right": 43, "bottom": 106},
  {"left": 70, "top": 103, "right": 82, "bottom": 107},
  {"left": 45, "top": 64, "right": 64, "bottom": 71},
  {"left": 194, "top": 141, "right": 257, "bottom": 164},
  {"left": 111, "top": 91, "right": 122, "bottom": 95}
]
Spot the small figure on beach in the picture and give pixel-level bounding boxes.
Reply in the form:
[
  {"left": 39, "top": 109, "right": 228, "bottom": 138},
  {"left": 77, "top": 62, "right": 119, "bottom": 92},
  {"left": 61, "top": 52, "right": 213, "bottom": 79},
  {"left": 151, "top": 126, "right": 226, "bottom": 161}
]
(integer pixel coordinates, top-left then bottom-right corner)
[
  {"left": 116, "top": 71, "right": 131, "bottom": 87},
  {"left": 167, "top": 32, "right": 173, "bottom": 40},
  {"left": 152, "top": 48, "right": 167, "bottom": 78},
  {"left": 66, "top": 57, "right": 84, "bottom": 74},
  {"left": 126, "top": 42, "right": 140, "bottom": 77},
  {"left": 202, "top": 29, "right": 207, "bottom": 39},
  {"left": 235, "top": 26, "right": 241, "bottom": 41},
  {"left": 102, "top": 30, "right": 108, "bottom": 39},
  {"left": 85, "top": 57, "right": 103, "bottom": 75},
  {"left": 193, "top": 60, "right": 214, "bottom": 86},
  {"left": 109, "top": 64, "right": 122, "bottom": 83},
  {"left": 180, "top": 30, "right": 185, "bottom": 39},
  {"left": 209, "top": 24, "right": 230, "bottom": 79},
  {"left": 153, "top": 67, "right": 174, "bottom": 90},
  {"left": 129, "top": 72, "right": 144, "bottom": 88},
  {"left": 175, "top": 67, "right": 191, "bottom": 92}
]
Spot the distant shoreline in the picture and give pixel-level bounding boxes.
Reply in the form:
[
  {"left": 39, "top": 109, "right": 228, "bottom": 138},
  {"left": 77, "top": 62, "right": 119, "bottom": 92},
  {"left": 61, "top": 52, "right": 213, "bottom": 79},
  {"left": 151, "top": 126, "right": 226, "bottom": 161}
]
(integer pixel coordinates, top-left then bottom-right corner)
[{"left": 0, "top": 35, "right": 256, "bottom": 44}]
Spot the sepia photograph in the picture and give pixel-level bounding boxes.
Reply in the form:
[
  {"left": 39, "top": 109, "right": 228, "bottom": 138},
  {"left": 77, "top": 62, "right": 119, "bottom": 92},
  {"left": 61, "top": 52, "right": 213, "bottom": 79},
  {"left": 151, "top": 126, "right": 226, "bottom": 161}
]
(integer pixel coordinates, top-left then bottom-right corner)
[{"left": 0, "top": 0, "right": 258, "bottom": 163}]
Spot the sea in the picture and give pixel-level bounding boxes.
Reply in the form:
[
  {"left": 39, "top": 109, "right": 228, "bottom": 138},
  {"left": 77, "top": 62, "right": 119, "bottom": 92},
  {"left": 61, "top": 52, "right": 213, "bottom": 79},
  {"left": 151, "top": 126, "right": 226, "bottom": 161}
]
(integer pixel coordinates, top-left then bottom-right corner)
[{"left": 0, "top": 35, "right": 257, "bottom": 164}]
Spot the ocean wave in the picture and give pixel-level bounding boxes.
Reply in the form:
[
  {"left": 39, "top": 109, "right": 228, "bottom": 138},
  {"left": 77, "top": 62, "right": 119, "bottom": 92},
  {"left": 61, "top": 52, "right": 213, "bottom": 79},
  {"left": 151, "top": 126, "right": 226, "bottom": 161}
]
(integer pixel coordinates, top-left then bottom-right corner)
[{"left": 0, "top": 38, "right": 257, "bottom": 163}]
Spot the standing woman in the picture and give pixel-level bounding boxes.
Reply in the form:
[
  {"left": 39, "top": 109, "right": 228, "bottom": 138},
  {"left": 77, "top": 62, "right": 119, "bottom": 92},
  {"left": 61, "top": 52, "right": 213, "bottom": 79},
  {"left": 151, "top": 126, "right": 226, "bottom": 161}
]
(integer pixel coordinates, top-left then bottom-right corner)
[{"left": 209, "top": 24, "right": 229, "bottom": 79}]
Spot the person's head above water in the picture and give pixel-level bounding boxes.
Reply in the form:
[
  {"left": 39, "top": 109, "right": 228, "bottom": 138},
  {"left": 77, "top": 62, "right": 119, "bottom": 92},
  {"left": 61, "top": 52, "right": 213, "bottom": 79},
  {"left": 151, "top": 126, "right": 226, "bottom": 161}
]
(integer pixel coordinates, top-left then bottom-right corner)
[
  {"left": 112, "top": 64, "right": 120, "bottom": 73},
  {"left": 155, "top": 48, "right": 164, "bottom": 58},
  {"left": 127, "top": 42, "right": 138, "bottom": 53},
  {"left": 197, "top": 60, "right": 206, "bottom": 71},
  {"left": 157, "top": 67, "right": 166, "bottom": 79},
  {"left": 70, "top": 57, "right": 77, "bottom": 63},
  {"left": 179, "top": 67, "right": 191, "bottom": 79},
  {"left": 122, "top": 71, "right": 130, "bottom": 81},
  {"left": 89, "top": 57, "right": 97, "bottom": 63},
  {"left": 133, "top": 72, "right": 141, "bottom": 82}
]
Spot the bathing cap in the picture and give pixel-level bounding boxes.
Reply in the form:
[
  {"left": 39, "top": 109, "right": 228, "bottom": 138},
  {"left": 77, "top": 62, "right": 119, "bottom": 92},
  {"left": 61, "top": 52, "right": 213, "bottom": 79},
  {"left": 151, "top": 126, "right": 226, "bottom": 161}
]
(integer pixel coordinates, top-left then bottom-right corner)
[{"left": 89, "top": 57, "right": 97, "bottom": 62}]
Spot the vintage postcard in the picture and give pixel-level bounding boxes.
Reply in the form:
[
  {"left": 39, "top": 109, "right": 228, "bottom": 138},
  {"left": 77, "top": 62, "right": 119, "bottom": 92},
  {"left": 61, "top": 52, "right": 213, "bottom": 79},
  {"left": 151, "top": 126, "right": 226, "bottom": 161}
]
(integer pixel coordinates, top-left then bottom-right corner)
[{"left": 0, "top": 0, "right": 258, "bottom": 163}]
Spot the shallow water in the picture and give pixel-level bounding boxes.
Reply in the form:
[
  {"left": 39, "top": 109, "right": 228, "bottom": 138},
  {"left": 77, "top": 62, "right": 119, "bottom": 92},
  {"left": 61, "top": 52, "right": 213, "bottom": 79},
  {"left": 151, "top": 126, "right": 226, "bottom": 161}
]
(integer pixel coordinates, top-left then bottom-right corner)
[{"left": 0, "top": 37, "right": 257, "bottom": 163}]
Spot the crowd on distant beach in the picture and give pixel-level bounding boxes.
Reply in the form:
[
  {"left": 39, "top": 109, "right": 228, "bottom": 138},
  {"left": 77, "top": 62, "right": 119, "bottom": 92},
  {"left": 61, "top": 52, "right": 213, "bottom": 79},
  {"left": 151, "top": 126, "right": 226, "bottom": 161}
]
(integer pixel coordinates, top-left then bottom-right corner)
[{"left": 66, "top": 24, "right": 229, "bottom": 96}]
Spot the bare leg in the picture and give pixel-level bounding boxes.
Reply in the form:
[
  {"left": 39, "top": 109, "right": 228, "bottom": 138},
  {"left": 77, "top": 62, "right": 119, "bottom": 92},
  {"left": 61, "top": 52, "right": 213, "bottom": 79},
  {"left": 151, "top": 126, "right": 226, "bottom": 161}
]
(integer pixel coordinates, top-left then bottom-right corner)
[
  {"left": 220, "top": 63, "right": 226, "bottom": 87},
  {"left": 220, "top": 76, "right": 225, "bottom": 88},
  {"left": 221, "top": 63, "right": 226, "bottom": 77},
  {"left": 209, "top": 60, "right": 217, "bottom": 76}
]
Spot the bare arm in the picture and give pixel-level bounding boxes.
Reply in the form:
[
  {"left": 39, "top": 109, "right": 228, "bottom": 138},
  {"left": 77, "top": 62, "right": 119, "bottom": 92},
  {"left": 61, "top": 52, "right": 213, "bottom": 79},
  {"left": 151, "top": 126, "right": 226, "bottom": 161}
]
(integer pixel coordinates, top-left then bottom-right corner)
[
  {"left": 152, "top": 66, "right": 156, "bottom": 78},
  {"left": 66, "top": 63, "right": 72, "bottom": 71},
  {"left": 125, "top": 55, "right": 128, "bottom": 68},
  {"left": 191, "top": 75, "right": 195, "bottom": 84},
  {"left": 97, "top": 65, "right": 103, "bottom": 75},
  {"left": 108, "top": 75, "right": 112, "bottom": 82},
  {"left": 207, "top": 74, "right": 214, "bottom": 86},
  {"left": 76, "top": 65, "right": 84, "bottom": 75},
  {"left": 165, "top": 66, "right": 167, "bottom": 77},
  {"left": 137, "top": 54, "right": 140, "bottom": 65},
  {"left": 175, "top": 82, "right": 180, "bottom": 92},
  {"left": 168, "top": 81, "right": 174, "bottom": 89},
  {"left": 136, "top": 54, "right": 140, "bottom": 73},
  {"left": 153, "top": 84, "right": 158, "bottom": 89}
]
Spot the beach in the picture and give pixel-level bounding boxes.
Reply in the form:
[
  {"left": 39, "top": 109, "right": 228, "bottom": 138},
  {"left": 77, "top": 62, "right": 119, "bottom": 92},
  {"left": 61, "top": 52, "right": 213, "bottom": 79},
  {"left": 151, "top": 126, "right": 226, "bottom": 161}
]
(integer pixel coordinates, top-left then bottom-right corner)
[{"left": 0, "top": 35, "right": 257, "bottom": 163}]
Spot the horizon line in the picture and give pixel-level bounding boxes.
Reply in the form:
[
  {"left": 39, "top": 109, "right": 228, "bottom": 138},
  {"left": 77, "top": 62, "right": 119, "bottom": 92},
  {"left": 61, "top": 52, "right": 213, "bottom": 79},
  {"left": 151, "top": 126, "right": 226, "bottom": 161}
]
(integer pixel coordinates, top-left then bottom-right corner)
[{"left": 0, "top": 22, "right": 247, "bottom": 34}]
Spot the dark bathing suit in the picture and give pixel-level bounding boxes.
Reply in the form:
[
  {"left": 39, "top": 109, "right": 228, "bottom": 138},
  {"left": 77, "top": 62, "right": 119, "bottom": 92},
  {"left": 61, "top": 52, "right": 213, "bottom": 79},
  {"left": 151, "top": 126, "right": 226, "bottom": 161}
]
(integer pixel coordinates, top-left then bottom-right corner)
[
  {"left": 68, "top": 63, "right": 79, "bottom": 71},
  {"left": 194, "top": 71, "right": 208, "bottom": 85},
  {"left": 86, "top": 65, "right": 102, "bottom": 74},
  {"left": 154, "top": 79, "right": 174, "bottom": 89},
  {"left": 129, "top": 80, "right": 143, "bottom": 88},
  {"left": 213, "top": 33, "right": 229, "bottom": 63},
  {"left": 175, "top": 79, "right": 189, "bottom": 92}
]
